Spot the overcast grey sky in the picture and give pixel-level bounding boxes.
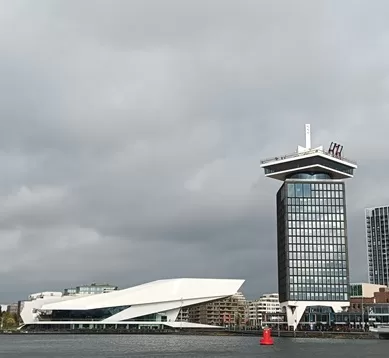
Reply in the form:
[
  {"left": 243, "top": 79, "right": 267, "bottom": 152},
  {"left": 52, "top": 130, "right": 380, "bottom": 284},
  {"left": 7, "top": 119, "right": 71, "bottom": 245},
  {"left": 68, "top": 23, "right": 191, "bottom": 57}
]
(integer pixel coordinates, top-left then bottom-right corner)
[{"left": 0, "top": 0, "right": 387, "bottom": 302}]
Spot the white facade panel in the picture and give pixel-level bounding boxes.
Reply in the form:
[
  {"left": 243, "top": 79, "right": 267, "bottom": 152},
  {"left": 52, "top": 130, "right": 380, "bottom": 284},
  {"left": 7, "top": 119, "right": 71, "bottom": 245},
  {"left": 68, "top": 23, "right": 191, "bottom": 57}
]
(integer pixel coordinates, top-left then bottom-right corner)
[{"left": 42, "top": 278, "right": 244, "bottom": 311}]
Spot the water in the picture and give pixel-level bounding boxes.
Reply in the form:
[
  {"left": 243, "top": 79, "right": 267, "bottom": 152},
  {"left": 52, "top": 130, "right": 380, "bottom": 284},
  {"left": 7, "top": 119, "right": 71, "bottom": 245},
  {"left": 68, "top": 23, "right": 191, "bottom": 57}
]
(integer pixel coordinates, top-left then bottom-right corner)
[{"left": 0, "top": 335, "right": 388, "bottom": 357}]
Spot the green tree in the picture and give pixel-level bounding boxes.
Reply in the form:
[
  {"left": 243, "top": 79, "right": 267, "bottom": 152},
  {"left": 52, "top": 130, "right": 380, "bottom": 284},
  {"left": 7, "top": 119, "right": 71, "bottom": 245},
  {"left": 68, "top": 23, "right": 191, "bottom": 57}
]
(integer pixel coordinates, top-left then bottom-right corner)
[{"left": 1, "top": 312, "right": 18, "bottom": 329}]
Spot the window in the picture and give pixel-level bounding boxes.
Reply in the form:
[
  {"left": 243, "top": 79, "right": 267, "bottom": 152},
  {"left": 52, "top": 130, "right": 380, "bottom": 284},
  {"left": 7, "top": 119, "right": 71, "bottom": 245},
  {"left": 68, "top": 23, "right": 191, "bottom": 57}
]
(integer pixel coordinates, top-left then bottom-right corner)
[
  {"left": 295, "top": 184, "right": 303, "bottom": 197},
  {"left": 303, "top": 183, "right": 311, "bottom": 197}
]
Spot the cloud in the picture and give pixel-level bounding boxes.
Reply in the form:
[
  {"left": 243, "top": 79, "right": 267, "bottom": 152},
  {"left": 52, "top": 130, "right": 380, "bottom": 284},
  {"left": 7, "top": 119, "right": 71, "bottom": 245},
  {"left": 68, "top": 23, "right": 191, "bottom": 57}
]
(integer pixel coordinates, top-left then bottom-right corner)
[{"left": 0, "top": 0, "right": 387, "bottom": 302}]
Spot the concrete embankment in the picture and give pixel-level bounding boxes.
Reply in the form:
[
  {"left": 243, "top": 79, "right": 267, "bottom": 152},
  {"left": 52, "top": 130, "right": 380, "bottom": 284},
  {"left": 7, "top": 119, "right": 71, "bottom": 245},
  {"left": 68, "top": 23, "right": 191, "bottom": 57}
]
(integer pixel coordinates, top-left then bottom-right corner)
[
  {"left": 275, "top": 330, "right": 375, "bottom": 339},
  {"left": 1, "top": 329, "right": 378, "bottom": 339}
]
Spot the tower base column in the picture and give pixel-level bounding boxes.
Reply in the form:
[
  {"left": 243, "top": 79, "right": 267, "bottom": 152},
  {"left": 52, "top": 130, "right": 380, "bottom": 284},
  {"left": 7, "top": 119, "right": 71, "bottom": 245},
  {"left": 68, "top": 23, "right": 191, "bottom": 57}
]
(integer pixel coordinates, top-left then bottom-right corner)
[{"left": 281, "top": 301, "right": 350, "bottom": 331}]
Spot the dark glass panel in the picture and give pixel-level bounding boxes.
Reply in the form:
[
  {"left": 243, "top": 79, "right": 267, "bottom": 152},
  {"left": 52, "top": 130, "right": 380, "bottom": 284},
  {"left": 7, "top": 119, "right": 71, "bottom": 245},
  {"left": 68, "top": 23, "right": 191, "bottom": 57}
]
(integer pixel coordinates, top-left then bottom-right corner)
[{"left": 46, "top": 305, "right": 130, "bottom": 321}]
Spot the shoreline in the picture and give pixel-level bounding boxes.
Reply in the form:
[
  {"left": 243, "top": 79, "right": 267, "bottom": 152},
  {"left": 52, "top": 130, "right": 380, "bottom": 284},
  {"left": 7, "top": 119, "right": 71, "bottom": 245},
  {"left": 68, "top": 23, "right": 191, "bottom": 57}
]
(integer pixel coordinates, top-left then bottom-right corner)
[{"left": 0, "top": 329, "right": 378, "bottom": 339}]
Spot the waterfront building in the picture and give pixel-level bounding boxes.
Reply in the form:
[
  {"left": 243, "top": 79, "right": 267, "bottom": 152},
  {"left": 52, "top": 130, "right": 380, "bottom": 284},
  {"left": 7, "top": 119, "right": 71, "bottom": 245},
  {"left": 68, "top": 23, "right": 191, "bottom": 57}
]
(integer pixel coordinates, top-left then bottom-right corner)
[
  {"left": 349, "top": 283, "right": 388, "bottom": 312},
  {"left": 260, "top": 124, "right": 357, "bottom": 330},
  {"left": 298, "top": 303, "right": 389, "bottom": 329},
  {"left": 365, "top": 206, "right": 389, "bottom": 286},
  {"left": 19, "top": 285, "right": 119, "bottom": 324},
  {"left": 187, "top": 292, "right": 246, "bottom": 327},
  {"left": 349, "top": 283, "right": 387, "bottom": 299},
  {"left": 349, "top": 283, "right": 387, "bottom": 314},
  {"left": 247, "top": 293, "right": 281, "bottom": 327},
  {"left": 19, "top": 278, "right": 244, "bottom": 331}
]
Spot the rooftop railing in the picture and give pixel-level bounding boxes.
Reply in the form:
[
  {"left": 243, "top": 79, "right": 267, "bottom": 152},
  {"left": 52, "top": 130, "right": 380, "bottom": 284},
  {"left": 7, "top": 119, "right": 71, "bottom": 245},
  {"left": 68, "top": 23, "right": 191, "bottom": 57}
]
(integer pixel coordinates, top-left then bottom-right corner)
[{"left": 260, "top": 148, "right": 357, "bottom": 166}]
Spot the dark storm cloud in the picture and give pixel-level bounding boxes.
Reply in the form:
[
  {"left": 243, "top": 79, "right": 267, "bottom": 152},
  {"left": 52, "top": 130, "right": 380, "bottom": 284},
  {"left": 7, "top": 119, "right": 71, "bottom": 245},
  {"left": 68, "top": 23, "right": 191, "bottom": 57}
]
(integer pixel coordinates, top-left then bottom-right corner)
[{"left": 0, "top": 0, "right": 387, "bottom": 302}]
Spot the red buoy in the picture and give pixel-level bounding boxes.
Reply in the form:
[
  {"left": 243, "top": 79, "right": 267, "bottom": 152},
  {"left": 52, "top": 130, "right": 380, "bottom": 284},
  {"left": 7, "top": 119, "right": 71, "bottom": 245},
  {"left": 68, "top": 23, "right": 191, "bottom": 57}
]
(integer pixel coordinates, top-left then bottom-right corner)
[{"left": 260, "top": 327, "right": 274, "bottom": 345}]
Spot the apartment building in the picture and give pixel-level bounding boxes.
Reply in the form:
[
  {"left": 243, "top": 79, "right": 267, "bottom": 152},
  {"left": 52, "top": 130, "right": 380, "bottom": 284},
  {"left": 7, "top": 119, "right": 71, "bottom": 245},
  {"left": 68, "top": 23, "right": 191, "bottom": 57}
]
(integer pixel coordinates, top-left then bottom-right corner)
[
  {"left": 187, "top": 292, "right": 247, "bottom": 327},
  {"left": 247, "top": 293, "right": 281, "bottom": 327}
]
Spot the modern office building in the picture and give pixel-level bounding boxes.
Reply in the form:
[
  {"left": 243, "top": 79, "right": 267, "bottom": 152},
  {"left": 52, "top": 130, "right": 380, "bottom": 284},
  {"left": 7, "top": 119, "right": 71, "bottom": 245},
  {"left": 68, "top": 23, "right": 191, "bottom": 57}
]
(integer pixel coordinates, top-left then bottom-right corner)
[
  {"left": 260, "top": 124, "right": 357, "bottom": 330},
  {"left": 366, "top": 206, "right": 389, "bottom": 286}
]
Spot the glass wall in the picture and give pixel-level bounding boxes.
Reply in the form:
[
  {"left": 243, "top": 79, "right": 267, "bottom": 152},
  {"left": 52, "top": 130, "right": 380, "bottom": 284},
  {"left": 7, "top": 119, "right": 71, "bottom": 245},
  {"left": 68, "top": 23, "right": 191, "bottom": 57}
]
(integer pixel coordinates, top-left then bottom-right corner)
[
  {"left": 46, "top": 305, "right": 130, "bottom": 321},
  {"left": 349, "top": 284, "right": 363, "bottom": 297},
  {"left": 277, "top": 180, "right": 348, "bottom": 302}
]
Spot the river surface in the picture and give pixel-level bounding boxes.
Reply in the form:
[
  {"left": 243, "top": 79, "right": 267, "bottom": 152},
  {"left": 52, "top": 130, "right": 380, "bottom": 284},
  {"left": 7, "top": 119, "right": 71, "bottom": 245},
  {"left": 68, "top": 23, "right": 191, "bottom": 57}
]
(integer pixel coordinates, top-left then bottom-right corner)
[{"left": 0, "top": 334, "right": 388, "bottom": 357}]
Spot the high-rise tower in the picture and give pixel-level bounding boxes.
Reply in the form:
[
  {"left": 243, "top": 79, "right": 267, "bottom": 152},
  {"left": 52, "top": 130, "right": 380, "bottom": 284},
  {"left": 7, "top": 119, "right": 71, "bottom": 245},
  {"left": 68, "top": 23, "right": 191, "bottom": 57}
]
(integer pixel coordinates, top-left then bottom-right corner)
[
  {"left": 260, "top": 125, "right": 357, "bottom": 330},
  {"left": 366, "top": 206, "right": 389, "bottom": 286}
]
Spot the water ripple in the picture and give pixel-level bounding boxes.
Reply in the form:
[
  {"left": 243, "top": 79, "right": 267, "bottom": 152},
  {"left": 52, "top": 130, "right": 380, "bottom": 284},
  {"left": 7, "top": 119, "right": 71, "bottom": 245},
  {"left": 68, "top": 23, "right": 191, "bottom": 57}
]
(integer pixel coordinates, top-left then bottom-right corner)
[{"left": 0, "top": 334, "right": 388, "bottom": 357}]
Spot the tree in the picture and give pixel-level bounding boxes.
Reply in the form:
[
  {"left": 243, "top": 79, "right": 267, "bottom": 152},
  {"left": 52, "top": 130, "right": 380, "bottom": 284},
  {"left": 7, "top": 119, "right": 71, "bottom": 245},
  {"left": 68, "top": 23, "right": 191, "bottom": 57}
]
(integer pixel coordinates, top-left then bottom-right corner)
[
  {"left": 1, "top": 312, "right": 18, "bottom": 329},
  {"left": 235, "top": 313, "right": 242, "bottom": 328}
]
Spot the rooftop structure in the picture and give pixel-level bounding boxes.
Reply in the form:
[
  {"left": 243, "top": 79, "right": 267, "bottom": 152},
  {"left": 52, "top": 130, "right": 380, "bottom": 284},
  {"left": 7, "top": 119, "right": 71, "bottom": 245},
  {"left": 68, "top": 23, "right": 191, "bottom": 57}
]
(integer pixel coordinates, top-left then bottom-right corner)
[
  {"left": 261, "top": 124, "right": 357, "bottom": 181},
  {"left": 63, "top": 283, "right": 118, "bottom": 296},
  {"left": 28, "top": 292, "right": 63, "bottom": 300},
  {"left": 261, "top": 124, "right": 357, "bottom": 331}
]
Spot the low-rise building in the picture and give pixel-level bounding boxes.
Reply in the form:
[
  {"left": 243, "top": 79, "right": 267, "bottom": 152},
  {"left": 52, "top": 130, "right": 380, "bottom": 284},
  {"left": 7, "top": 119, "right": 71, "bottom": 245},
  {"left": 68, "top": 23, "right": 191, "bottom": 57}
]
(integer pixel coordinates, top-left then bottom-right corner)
[{"left": 349, "top": 283, "right": 387, "bottom": 312}]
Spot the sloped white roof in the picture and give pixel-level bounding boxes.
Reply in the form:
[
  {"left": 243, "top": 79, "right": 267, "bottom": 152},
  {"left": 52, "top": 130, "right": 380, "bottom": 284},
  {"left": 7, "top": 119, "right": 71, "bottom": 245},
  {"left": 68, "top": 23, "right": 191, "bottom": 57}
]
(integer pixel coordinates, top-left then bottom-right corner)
[{"left": 42, "top": 278, "right": 244, "bottom": 310}]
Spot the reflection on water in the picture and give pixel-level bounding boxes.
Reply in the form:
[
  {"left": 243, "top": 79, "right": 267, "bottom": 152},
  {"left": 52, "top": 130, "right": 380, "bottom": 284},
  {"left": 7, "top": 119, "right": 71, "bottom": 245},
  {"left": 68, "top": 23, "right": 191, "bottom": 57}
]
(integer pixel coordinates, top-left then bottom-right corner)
[{"left": 0, "top": 334, "right": 388, "bottom": 357}]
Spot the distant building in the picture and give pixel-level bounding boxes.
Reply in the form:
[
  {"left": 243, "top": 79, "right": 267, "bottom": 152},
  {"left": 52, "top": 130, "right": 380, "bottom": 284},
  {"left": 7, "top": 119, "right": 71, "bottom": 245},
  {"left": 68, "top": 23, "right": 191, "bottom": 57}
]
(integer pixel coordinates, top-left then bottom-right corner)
[
  {"left": 247, "top": 293, "right": 281, "bottom": 327},
  {"left": 349, "top": 283, "right": 386, "bottom": 299},
  {"left": 366, "top": 206, "right": 389, "bottom": 286},
  {"left": 28, "top": 292, "right": 63, "bottom": 300},
  {"left": 349, "top": 283, "right": 389, "bottom": 312},
  {"left": 0, "top": 304, "right": 8, "bottom": 313},
  {"left": 6, "top": 303, "right": 19, "bottom": 314},
  {"left": 63, "top": 283, "right": 118, "bottom": 296},
  {"left": 187, "top": 292, "right": 247, "bottom": 327}
]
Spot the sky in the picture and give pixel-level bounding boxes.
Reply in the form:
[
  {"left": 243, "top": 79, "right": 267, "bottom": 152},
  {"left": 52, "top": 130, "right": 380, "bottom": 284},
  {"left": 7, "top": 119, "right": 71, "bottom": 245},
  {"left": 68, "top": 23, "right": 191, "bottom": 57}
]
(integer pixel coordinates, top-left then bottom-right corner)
[{"left": 0, "top": 0, "right": 388, "bottom": 302}]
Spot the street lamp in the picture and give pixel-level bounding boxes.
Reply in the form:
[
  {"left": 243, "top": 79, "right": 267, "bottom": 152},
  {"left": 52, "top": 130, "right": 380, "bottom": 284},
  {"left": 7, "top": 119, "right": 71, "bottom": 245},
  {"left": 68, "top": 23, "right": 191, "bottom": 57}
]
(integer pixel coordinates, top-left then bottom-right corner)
[
  {"left": 361, "top": 294, "right": 364, "bottom": 331},
  {"left": 180, "top": 297, "right": 183, "bottom": 331}
]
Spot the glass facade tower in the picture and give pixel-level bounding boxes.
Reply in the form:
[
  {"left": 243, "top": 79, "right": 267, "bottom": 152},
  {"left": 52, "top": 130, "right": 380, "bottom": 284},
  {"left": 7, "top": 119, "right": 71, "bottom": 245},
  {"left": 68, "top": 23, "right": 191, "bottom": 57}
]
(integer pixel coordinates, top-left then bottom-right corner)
[
  {"left": 366, "top": 206, "right": 389, "bottom": 286},
  {"left": 277, "top": 178, "right": 349, "bottom": 303},
  {"left": 260, "top": 124, "right": 357, "bottom": 330}
]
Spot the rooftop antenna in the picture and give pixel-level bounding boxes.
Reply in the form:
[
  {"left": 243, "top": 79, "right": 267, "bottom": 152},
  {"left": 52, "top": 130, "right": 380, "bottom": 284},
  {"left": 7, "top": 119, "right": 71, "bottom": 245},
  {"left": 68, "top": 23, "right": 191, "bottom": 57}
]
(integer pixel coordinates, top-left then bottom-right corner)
[{"left": 305, "top": 124, "right": 311, "bottom": 149}]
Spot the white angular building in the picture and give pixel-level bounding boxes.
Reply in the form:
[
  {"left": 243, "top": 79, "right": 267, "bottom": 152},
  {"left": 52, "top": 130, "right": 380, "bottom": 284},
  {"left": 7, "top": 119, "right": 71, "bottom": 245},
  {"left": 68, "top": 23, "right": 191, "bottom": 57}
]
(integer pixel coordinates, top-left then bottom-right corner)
[{"left": 19, "top": 278, "right": 244, "bottom": 331}]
